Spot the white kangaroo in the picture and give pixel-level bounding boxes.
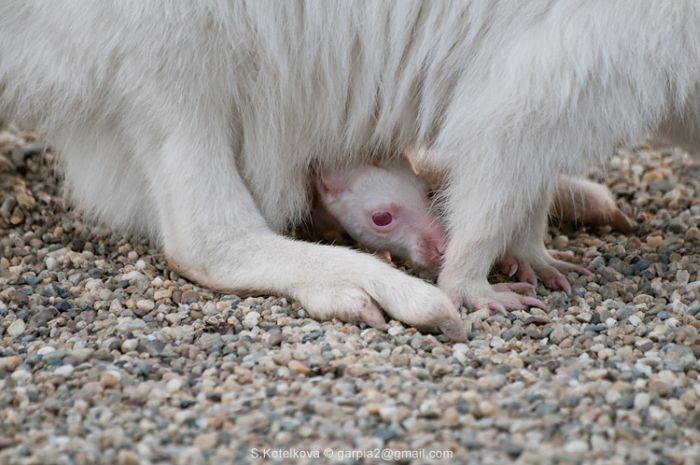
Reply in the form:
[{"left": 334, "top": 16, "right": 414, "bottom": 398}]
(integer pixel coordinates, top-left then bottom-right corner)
[{"left": 1, "top": 1, "right": 699, "bottom": 340}]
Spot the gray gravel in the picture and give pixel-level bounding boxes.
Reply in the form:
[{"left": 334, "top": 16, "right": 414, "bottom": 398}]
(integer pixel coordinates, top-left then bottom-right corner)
[{"left": 1, "top": 125, "right": 699, "bottom": 465}]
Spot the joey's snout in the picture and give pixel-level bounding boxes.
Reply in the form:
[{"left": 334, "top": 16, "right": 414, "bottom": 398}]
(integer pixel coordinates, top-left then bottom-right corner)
[{"left": 416, "top": 223, "right": 448, "bottom": 270}]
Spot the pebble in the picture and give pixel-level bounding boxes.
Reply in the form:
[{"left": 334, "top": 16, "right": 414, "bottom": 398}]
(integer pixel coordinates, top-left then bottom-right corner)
[
  {"left": 7, "top": 319, "right": 26, "bottom": 337},
  {"left": 11, "top": 369, "right": 32, "bottom": 383},
  {"left": 564, "top": 440, "right": 588, "bottom": 455},
  {"left": 180, "top": 290, "right": 200, "bottom": 304},
  {"left": 243, "top": 311, "right": 260, "bottom": 329},
  {"left": 154, "top": 288, "right": 172, "bottom": 300},
  {"left": 37, "top": 346, "right": 56, "bottom": 356},
  {"left": 194, "top": 432, "right": 218, "bottom": 449},
  {"left": 100, "top": 371, "right": 121, "bottom": 388},
  {"left": 54, "top": 364, "right": 75, "bottom": 377},
  {"left": 136, "top": 299, "right": 155, "bottom": 312},
  {"left": 166, "top": 377, "right": 183, "bottom": 392},
  {"left": 387, "top": 326, "right": 404, "bottom": 336},
  {"left": 45, "top": 256, "right": 58, "bottom": 271},
  {"left": 121, "top": 339, "right": 138, "bottom": 352},
  {"left": 634, "top": 393, "right": 651, "bottom": 410},
  {"left": 0, "top": 356, "right": 21, "bottom": 372},
  {"left": 288, "top": 360, "right": 311, "bottom": 376},
  {"left": 645, "top": 235, "right": 663, "bottom": 248}
]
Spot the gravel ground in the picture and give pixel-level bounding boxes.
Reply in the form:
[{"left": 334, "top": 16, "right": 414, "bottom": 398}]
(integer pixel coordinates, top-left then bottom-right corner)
[{"left": 1, "top": 124, "right": 699, "bottom": 465}]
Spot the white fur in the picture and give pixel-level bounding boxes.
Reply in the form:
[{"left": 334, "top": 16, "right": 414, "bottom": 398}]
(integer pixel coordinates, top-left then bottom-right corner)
[{"left": 1, "top": 1, "right": 699, "bottom": 338}]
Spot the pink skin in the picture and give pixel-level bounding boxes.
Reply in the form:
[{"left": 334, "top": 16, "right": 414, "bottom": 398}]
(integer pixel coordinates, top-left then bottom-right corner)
[{"left": 498, "top": 251, "right": 591, "bottom": 295}]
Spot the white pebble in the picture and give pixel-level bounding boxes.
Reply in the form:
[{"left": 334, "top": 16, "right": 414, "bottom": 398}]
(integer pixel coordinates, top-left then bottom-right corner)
[
  {"left": 7, "top": 320, "right": 26, "bottom": 338},
  {"left": 45, "top": 256, "right": 58, "bottom": 271},
  {"left": 564, "top": 440, "right": 588, "bottom": 455},
  {"left": 276, "top": 382, "right": 289, "bottom": 394},
  {"left": 166, "top": 377, "right": 183, "bottom": 392},
  {"left": 628, "top": 315, "right": 642, "bottom": 327},
  {"left": 135, "top": 259, "right": 146, "bottom": 270},
  {"left": 121, "top": 339, "right": 139, "bottom": 352},
  {"left": 137, "top": 299, "right": 155, "bottom": 312},
  {"left": 634, "top": 362, "right": 652, "bottom": 377},
  {"left": 452, "top": 343, "right": 469, "bottom": 354},
  {"left": 387, "top": 326, "right": 404, "bottom": 337},
  {"left": 634, "top": 392, "right": 651, "bottom": 410},
  {"left": 243, "top": 311, "right": 260, "bottom": 329},
  {"left": 202, "top": 302, "right": 218, "bottom": 316},
  {"left": 37, "top": 346, "right": 56, "bottom": 356},
  {"left": 55, "top": 364, "right": 75, "bottom": 377},
  {"left": 605, "top": 389, "right": 621, "bottom": 404},
  {"left": 11, "top": 369, "right": 31, "bottom": 383}
]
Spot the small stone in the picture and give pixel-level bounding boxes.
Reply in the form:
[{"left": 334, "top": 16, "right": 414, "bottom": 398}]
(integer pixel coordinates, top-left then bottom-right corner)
[
  {"left": 452, "top": 343, "right": 469, "bottom": 354},
  {"left": 207, "top": 415, "right": 226, "bottom": 429},
  {"left": 166, "top": 377, "right": 184, "bottom": 392},
  {"left": 7, "top": 320, "right": 26, "bottom": 338},
  {"left": 606, "top": 389, "right": 621, "bottom": 404},
  {"left": 154, "top": 288, "right": 172, "bottom": 300},
  {"left": 180, "top": 290, "right": 200, "bottom": 304},
  {"left": 11, "top": 369, "right": 31, "bottom": 383},
  {"left": 685, "top": 227, "right": 700, "bottom": 242},
  {"left": 636, "top": 339, "right": 654, "bottom": 352},
  {"left": 202, "top": 302, "right": 218, "bottom": 316},
  {"left": 476, "top": 400, "right": 496, "bottom": 418},
  {"left": 194, "top": 432, "right": 218, "bottom": 449},
  {"left": 45, "top": 256, "right": 58, "bottom": 271},
  {"left": 634, "top": 392, "right": 651, "bottom": 410},
  {"left": 288, "top": 360, "right": 311, "bottom": 376},
  {"left": 378, "top": 406, "right": 397, "bottom": 421},
  {"left": 117, "top": 450, "right": 139, "bottom": 465},
  {"left": 267, "top": 327, "right": 282, "bottom": 346},
  {"left": 648, "top": 379, "right": 671, "bottom": 397},
  {"left": 553, "top": 235, "right": 569, "bottom": 249},
  {"left": 442, "top": 407, "right": 460, "bottom": 426},
  {"left": 0, "top": 356, "right": 21, "bottom": 372},
  {"left": 586, "top": 368, "right": 608, "bottom": 380},
  {"left": 121, "top": 339, "right": 138, "bottom": 353},
  {"left": 645, "top": 235, "right": 663, "bottom": 248},
  {"left": 100, "top": 371, "right": 121, "bottom": 388},
  {"left": 55, "top": 364, "right": 75, "bottom": 377},
  {"left": 136, "top": 299, "right": 155, "bottom": 312},
  {"left": 243, "top": 311, "right": 260, "bottom": 329},
  {"left": 564, "top": 440, "right": 588, "bottom": 455},
  {"left": 387, "top": 326, "right": 404, "bottom": 336},
  {"left": 37, "top": 346, "right": 56, "bottom": 356},
  {"left": 643, "top": 170, "right": 665, "bottom": 183},
  {"left": 419, "top": 399, "right": 441, "bottom": 418}
]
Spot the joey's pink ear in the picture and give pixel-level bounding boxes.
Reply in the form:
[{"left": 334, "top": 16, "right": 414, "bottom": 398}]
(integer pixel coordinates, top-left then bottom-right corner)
[
  {"left": 403, "top": 146, "right": 428, "bottom": 176},
  {"left": 316, "top": 171, "right": 350, "bottom": 202}
]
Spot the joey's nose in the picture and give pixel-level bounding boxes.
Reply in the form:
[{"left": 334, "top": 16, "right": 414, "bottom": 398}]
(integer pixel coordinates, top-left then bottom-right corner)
[{"left": 419, "top": 224, "right": 448, "bottom": 270}]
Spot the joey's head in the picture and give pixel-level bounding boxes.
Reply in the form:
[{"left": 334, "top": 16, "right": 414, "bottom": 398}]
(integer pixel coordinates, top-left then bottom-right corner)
[{"left": 316, "top": 161, "right": 447, "bottom": 270}]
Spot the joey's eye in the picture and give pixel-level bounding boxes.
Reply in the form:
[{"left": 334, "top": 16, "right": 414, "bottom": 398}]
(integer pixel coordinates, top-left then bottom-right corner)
[{"left": 371, "top": 211, "right": 393, "bottom": 227}]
